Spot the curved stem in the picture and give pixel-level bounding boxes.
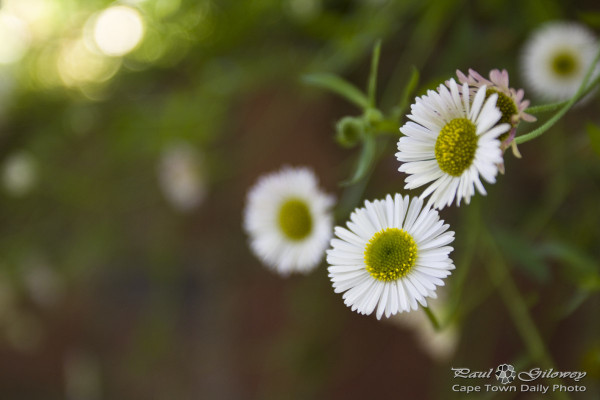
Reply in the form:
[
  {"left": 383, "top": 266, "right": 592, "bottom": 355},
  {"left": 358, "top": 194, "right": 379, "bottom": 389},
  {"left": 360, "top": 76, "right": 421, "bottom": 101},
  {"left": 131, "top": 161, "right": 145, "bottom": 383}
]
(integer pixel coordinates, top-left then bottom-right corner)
[
  {"left": 525, "top": 100, "right": 568, "bottom": 115},
  {"left": 514, "top": 99, "right": 575, "bottom": 145},
  {"left": 526, "top": 73, "right": 600, "bottom": 115},
  {"left": 481, "top": 228, "right": 571, "bottom": 400}
]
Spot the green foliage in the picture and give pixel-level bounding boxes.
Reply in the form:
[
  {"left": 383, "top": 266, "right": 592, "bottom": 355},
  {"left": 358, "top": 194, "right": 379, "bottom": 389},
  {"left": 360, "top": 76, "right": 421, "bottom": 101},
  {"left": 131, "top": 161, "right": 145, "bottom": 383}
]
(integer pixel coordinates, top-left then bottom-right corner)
[
  {"left": 1, "top": 1, "right": 599, "bottom": 398},
  {"left": 493, "top": 229, "right": 550, "bottom": 283},
  {"left": 341, "top": 133, "right": 376, "bottom": 186},
  {"left": 302, "top": 73, "right": 369, "bottom": 109},
  {"left": 586, "top": 123, "right": 600, "bottom": 157}
]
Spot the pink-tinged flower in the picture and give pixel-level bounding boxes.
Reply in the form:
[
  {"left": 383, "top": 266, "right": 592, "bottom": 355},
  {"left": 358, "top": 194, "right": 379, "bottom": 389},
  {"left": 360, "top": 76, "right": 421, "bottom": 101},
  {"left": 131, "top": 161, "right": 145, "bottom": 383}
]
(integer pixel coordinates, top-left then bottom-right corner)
[
  {"left": 453, "top": 69, "right": 536, "bottom": 152},
  {"left": 397, "top": 79, "right": 509, "bottom": 209}
]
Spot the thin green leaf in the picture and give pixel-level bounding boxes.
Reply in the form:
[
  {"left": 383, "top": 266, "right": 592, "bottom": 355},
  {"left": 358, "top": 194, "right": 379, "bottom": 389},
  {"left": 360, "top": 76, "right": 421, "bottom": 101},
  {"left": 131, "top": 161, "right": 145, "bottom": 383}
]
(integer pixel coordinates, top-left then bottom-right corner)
[
  {"left": 493, "top": 229, "right": 549, "bottom": 283},
  {"left": 367, "top": 40, "right": 382, "bottom": 108},
  {"left": 394, "top": 66, "right": 420, "bottom": 119},
  {"left": 538, "top": 241, "right": 600, "bottom": 290},
  {"left": 557, "top": 290, "right": 591, "bottom": 319},
  {"left": 302, "top": 73, "right": 369, "bottom": 109},
  {"left": 586, "top": 122, "right": 600, "bottom": 157},
  {"left": 341, "top": 134, "right": 376, "bottom": 186}
]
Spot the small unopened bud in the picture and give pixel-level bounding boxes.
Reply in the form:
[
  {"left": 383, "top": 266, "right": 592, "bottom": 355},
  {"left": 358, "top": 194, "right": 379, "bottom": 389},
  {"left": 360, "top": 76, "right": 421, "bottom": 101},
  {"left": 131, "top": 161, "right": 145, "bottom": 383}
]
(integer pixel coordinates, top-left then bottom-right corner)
[
  {"left": 335, "top": 116, "right": 365, "bottom": 148},
  {"left": 365, "top": 108, "right": 383, "bottom": 125}
]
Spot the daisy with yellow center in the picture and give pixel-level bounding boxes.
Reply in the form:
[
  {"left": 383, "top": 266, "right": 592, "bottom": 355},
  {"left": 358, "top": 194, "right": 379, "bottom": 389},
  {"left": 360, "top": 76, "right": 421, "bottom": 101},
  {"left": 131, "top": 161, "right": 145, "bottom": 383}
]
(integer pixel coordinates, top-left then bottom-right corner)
[
  {"left": 521, "top": 21, "right": 599, "bottom": 101},
  {"left": 244, "top": 166, "right": 334, "bottom": 275},
  {"left": 396, "top": 79, "right": 510, "bottom": 209},
  {"left": 327, "top": 194, "right": 455, "bottom": 319}
]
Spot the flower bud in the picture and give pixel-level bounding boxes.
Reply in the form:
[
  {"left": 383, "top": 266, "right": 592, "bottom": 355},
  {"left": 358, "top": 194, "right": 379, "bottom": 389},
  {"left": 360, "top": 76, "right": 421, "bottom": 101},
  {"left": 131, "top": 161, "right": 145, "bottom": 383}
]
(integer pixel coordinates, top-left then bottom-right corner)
[
  {"left": 365, "top": 108, "right": 383, "bottom": 125},
  {"left": 335, "top": 116, "right": 364, "bottom": 148}
]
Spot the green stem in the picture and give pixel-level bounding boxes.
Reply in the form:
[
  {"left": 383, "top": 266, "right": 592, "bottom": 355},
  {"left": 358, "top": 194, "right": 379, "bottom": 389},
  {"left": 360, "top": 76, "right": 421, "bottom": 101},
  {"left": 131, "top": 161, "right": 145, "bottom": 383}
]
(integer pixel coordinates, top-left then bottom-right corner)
[
  {"left": 367, "top": 39, "right": 382, "bottom": 109},
  {"left": 481, "top": 229, "right": 571, "bottom": 400},
  {"left": 515, "top": 47, "right": 600, "bottom": 145},
  {"left": 445, "top": 202, "right": 481, "bottom": 325},
  {"left": 485, "top": 247, "right": 548, "bottom": 364},
  {"left": 525, "top": 100, "right": 568, "bottom": 115},
  {"left": 423, "top": 306, "right": 440, "bottom": 331},
  {"left": 526, "top": 73, "right": 600, "bottom": 115},
  {"left": 514, "top": 101, "right": 573, "bottom": 145}
]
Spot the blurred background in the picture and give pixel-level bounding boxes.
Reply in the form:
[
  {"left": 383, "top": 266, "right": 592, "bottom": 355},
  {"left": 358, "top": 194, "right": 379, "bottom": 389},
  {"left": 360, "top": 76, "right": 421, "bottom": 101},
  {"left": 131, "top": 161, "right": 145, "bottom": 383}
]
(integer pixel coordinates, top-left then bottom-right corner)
[{"left": 0, "top": 0, "right": 599, "bottom": 398}]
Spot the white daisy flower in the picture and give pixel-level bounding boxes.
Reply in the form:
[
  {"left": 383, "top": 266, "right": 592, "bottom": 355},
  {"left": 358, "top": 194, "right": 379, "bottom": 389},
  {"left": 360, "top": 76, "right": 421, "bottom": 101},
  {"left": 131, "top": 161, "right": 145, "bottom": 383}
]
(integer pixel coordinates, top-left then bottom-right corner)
[
  {"left": 244, "top": 166, "right": 334, "bottom": 275},
  {"left": 327, "top": 194, "right": 455, "bottom": 319},
  {"left": 521, "top": 21, "right": 599, "bottom": 101},
  {"left": 396, "top": 79, "right": 510, "bottom": 209}
]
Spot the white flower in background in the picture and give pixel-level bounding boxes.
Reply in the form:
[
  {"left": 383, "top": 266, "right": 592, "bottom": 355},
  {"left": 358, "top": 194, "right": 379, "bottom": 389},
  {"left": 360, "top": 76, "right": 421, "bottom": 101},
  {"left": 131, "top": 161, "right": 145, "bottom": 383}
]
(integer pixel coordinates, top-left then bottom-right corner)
[
  {"left": 389, "top": 295, "right": 459, "bottom": 361},
  {"left": 327, "top": 194, "right": 455, "bottom": 319},
  {"left": 2, "top": 151, "right": 37, "bottom": 196},
  {"left": 521, "top": 21, "right": 599, "bottom": 101},
  {"left": 396, "top": 79, "right": 510, "bottom": 209},
  {"left": 157, "top": 141, "right": 207, "bottom": 213},
  {"left": 244, "top": 166, "right": 334, "bottom": 275},
  {"left": 64, "top": 349, "right": 102, "bottom": 400},
  {"left": 22, "top": 256, "right": 63, "bottom": 308}
]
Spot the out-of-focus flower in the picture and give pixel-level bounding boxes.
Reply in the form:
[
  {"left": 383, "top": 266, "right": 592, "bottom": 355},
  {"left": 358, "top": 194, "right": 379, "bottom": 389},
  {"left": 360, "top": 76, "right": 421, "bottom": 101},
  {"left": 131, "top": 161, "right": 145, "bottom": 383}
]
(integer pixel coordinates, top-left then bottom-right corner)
[
  {"left": 327, "top": 194, "right": 455, "bottom": 319},
  {"left": 521, "top": 21, "right": 599, "bottom": 101},
  {"left": 389, "top": 296, "right": 459, "bottom": 361},
  {"left": 22, "top": 256, "right": 63, "bottom": 308},
  {"left": 397, "top": 80, "right": 509, "bottom": 209},
  {"left": 64, "top": 349, "right": 102, "bottom": 400},
  {"left": 1, "top": 151, "right": 37, "bottom": 197},
  {"left": 244, "top": 166, "right": 334, "bottom": 275},
  {"left": 157, "top": 142, "right": 207, "bottom": 213}
]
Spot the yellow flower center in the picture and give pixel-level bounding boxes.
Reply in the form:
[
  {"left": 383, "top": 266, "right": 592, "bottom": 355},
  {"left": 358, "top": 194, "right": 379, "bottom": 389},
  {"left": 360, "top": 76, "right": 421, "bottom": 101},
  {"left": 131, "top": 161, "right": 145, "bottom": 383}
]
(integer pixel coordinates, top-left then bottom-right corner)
[
  {"left": 435, "top": 118, "right": 478, "bottom": 176},
  {"left": 364, "top": 228, "right": 417, "bottom": 281},
  {"left": 278, "top": 198, "right": 312, "bottom": 241},
  {"left": 486, "top": 89, "right": 518, "bottom": 141},
  {"left": 551, "top": 51, "right": 579, "bottom": 77}
]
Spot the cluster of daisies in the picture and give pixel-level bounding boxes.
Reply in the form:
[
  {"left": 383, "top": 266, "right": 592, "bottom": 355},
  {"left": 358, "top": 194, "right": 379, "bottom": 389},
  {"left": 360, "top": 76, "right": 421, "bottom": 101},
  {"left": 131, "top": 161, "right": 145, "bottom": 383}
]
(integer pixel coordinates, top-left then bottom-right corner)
[{"left": 243, "top": 21, "right": 599, "bottom": 320}]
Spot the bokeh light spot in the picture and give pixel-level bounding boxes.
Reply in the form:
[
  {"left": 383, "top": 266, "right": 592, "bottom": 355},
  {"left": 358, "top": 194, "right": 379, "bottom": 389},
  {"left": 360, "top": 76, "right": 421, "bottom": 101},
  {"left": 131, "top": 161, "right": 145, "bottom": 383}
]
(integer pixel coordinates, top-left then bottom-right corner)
[
  {"left": 0, "top": 11, "right": 31, "bottom": 64},
  {"left": 57, "top": 39, "right": 121, "bottom": 87},
  {"left": 92, "top": 6, "right": 145, "bottom": 57}
]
